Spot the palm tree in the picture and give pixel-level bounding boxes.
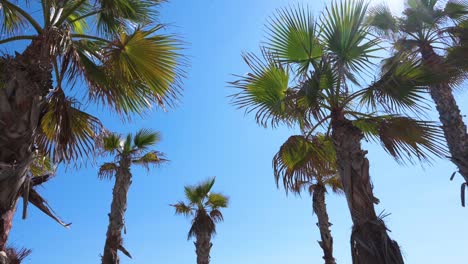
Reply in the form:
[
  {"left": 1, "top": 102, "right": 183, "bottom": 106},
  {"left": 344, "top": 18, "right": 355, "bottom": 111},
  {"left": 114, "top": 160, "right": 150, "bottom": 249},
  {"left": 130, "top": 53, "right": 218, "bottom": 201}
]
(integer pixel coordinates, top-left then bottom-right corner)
[
  {"left": 273, "top": 134, "right": 342, "bottom": 264},
  {"left": 368, "top": 0, "right": 468, "bottom": 204},
  {"left": 98, "top": 129, "right": 167, "bottom": 264},
  {"left": 231, "top": 1, "right": 445, "bottom": 263},
  {"left": 172, "top": 178, "right": 229, "bottom": 264},
  {"left": 0, "top": 0, "right": 183, "bottom": 250}
]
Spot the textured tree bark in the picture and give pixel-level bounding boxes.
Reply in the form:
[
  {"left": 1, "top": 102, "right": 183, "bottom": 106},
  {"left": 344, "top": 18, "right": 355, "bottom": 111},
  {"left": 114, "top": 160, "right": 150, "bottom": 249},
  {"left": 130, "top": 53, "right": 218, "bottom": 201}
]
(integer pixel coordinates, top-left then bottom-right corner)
[
  {"left": 195, "top": 232, "right": 212, "bottom": 264},
  {"left": 0, "top": 36, "right": 52, "bottom": 252},
  {"left": 102, "top": 158, "right": 132, "bottom": 264},
  {"left": 331, "top": 114, "right": 404, "bottom": 264},
  {"left": 312, "top": 184, "right": 336, "bottom": 264},
  {"left": 420, "top": 45, "right": 468, "bottom": 186}
]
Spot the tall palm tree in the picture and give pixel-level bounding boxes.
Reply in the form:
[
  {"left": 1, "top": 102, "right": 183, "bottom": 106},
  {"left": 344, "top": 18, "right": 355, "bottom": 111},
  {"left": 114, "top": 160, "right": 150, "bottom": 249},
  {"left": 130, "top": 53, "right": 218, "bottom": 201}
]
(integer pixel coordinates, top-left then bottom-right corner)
[
  {"left": 0, "top": 0, "right": 183, "bottom": 250},
  {"left": 172, "top": 178, "right": 229, "bottom": 264},
  {"left": 273, "top": 134, "right": 342, "bottom": 264},
  {"left": 231, "top": 1, "right": 445, "bottom": 263},
  {"left": 368, "top": 0, "right": 468, "bottom": 204},
  {"left": 98, "top": 129, "right": 167, "bottom": 264}
]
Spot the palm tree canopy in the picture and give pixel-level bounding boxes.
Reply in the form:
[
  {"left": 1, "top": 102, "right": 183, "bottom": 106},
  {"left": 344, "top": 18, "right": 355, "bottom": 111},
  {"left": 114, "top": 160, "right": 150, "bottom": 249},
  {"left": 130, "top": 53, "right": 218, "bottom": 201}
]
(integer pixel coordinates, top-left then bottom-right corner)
[
  {"left": 367, "top": 0, "right": 468, "bottom": 82},
  {"left": 97, "top": 129, "right": 167, "bottom": 180},
  {"left": 231, "top": 0, "right": 446, "bottom": 164},
  {"left": 0, "top": 0, "right": 184, "bottom": 162},
  {"left": 172, "top": 178, "right": 229, "bottom": 239},
  {"left": 273, "top": 134, "right": 342, "bottom": 195}
]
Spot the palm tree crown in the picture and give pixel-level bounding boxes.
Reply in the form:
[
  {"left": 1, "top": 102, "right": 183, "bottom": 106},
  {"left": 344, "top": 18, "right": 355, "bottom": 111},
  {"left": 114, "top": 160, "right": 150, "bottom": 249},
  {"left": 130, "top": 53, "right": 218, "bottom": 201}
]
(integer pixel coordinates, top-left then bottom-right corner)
[
  {"left": 0, "top": 0, "right": 184, "bottom": 162},
  {"left": 172, "top": 178, "right": 228, "bottom": 240}
]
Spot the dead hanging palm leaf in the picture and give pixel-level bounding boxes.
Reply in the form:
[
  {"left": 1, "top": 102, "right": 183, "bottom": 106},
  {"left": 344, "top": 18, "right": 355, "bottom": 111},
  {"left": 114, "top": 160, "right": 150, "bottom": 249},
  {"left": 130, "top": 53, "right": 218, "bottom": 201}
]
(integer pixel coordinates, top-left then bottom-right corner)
[
  {"left": 4, "top": 247, "right": 32, "bottom": 264},
  {"left": 98, "top": 162, "right": 118, "bottom": 180}
]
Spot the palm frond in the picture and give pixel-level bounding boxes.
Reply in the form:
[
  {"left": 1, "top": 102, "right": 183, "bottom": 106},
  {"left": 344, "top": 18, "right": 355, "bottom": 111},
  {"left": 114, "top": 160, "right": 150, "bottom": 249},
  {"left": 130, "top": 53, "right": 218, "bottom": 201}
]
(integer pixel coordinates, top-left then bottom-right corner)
[
  {"left": 353, "top": 115, "right": 447, "bottom": 163},
  {"left": 184, "top": 186, "right": 202, "bottom": 205},
  {"left": 36, "top": 90, "right": 102, "bottom": 162},
  {"left": 29, "top": 152, "right": 55, "bottom": 177},
  {"left": 96, "top": 0, "right": 163, "bottom": 35},
  {"left": 28, "top": 188, "right": 71, "bottom": 228},
  {"left": 132, "top": 150, "right": 167, "bottom": 169},
  {"left": 133, "top": 129, "right": 161, "bottom": 149},
  {"left": 0, "top": 0, "right": 33, "bottom": 35},
  {"left": 320, "top": 0, "right": 379, "bottom": 76},
  {"left": 359, "top": 54, "right": 430, "bottom": 114},
  {"left": 444, "top": 1, "right": 468, "bottom": 21},
  {"left": 273, "top": 134, "right": 337, "bottom": 194},
  {"left": 366, "top": 3, "right": 398, "bottom": 35},
  {"left": 207, "top": 192, "right": 229, "bottom": 209},
  {"left": 266, "top": 5, "right": 322, "bottom": 74},
  {"left": 230, "top": 51, "right": 293, "bottom": 127},
  {"left": 172, "top": 201, "right": 194, "bottom": 217},
  {"left": 102, "top": 133, "right": 121, "bottom": 154},
  {"left": 98, "top": 162, "right": 118, "bottom": 180},
  {"left": 210, "top": 209, "right": 224, "bottom": 223}
]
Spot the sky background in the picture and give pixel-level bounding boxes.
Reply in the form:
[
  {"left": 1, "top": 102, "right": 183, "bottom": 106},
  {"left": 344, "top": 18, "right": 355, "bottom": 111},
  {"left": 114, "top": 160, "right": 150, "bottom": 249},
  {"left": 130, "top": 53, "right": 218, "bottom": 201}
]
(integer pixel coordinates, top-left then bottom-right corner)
[{"left": 5, "top": 0, "right": 468, "bottom": 263}]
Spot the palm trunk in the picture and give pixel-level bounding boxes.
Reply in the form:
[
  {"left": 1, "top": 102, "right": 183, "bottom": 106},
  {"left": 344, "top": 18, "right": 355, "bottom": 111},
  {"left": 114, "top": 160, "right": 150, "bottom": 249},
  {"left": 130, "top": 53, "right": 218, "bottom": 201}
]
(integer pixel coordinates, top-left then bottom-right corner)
[
  {"left": 195, "top": 232, "right": 212, "bottom": 264},
  {"left": 312, "top": 184, "right": 336, "bottom": 264},
  {"left": 420, "top": 45, "right": 468, "bottom": 185},
  {"left": 0, "top": 36, "right": 52, "bottom": 252},
  {"left": 102, "top": 158, "right": 132, "bottom": 264},
  {"left": 331, "top": 114, "right": 404, "bottom": 264}
]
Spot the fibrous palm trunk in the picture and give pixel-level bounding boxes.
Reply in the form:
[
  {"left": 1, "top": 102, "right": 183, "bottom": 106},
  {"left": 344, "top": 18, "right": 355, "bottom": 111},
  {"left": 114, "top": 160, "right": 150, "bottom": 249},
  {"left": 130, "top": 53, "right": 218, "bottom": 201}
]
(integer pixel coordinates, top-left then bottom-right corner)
[
  {"left": 195, "top": 232, "right": 212, "bottom": 264},
  {"left": 312, "top": 184, "right": 336, "bottom": 264},
  {"left": 102, "top": 158, "right": 132, "bottom": 264},
  {"left": 331, "top": 114, "right": 404, "bottom": 264},
  {"left": 0, "top": 36, "right": 52, "bottom": 251},
  {"left": 420, "top": 45, "right": 468, "bottom": 187}
]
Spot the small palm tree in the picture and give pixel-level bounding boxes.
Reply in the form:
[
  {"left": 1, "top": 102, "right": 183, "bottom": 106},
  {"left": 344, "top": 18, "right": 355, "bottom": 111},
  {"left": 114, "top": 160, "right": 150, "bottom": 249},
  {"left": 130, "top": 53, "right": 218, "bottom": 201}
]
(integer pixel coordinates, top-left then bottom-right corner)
[
  {"left": 273, "top": 135, "right": 342, "bottom": 264},
  {"left": 368, "top": 0, "right": 468, "bottom": 204},
  {"left": 98, "top": 129, "right": 167, "bottom": 264},
  {"left": 0, "top": 0, "right": 183, "bottom": 250},
  {"left": 172, "top": 178, "right": 229, "bottom": 264},
  {"left": 231, "top": 1, "right": 445, "bottom": 263}
]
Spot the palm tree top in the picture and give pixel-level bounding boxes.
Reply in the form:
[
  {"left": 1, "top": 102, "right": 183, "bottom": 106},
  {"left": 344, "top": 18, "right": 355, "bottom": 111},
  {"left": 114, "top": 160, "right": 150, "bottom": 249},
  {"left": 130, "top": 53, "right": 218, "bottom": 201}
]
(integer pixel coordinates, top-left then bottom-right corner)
[
  {"left": 231, "top": 1, "right": 447, "bottom": 164},
  {"left": 172, "top": 177, "right": 229, "bottom": 239},
  {"left": 0, "top": 0, "right": 184, "bottom": 162},
  {"left": 273, "top": 134, "right": 342, "bottom": 195},
  {"left": 97, "top": 129, "right": 167, "bottom": 180}
]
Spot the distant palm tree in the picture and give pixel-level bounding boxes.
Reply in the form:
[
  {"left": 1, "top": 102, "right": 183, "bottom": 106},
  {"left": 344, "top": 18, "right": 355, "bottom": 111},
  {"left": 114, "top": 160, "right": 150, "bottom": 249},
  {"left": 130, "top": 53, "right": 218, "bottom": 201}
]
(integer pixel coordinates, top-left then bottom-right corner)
[
  {"left": 0, "top": 0, "right": 183, "bottom": 251},
  {"left": 98, "top": 129, "right": 167, "bottom": 264},
  {"left": 273, "top": 135, "right": 342, "bottom": 264},
  {"left": 368, "top": 0, "right": 468, "bottom": 204},
  {"left": 172, "top": 178, "right": 229, "bottom": 264},
  {"left": 231, "top": 1, "right": 445, "bottom": 263}
]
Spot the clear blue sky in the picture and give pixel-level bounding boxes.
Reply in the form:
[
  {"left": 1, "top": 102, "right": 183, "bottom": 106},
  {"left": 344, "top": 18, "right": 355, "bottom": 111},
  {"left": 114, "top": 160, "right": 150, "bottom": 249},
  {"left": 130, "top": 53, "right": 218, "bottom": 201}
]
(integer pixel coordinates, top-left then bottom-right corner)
[{"left": 6, "top": 0, "right": 468, "bottom": 263}]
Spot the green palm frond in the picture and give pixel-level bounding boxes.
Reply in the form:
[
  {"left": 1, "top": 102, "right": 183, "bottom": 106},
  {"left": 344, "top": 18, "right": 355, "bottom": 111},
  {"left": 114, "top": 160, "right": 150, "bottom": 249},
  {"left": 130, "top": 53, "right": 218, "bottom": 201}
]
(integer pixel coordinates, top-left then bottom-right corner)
[
  {"left": 0, "top": 0, "right": 27, "bottom": 34},
  {"left": 97, "top": 25, "right": 182, "bottom": 112},
  {"left": 444, "top": 1, "right": 468, "bottom": 21},
  {"left": 207, "top": 193, "right": 229, "bottom": 209},
  {"left": 96, "top": 0, "right": 163, "bottom": 35},
  {"left": 184, "top": 186, "right": 202, "bottom": 205},
  {"left": 353, "top": 115, "right": 447, "bottom": 163},
  {"left": 133, "top": 129, "right": 161, "bottom": 150},
  {"left": 36, "top": 90, "right": 102, "bottom": 162},
  {"left": 273, "top": 134, "right": 337, "bottom": 194},
  {"left": 98, "top": 162, "right": 118, "bottom": 180},
  {"left": 320, "top": 0, "right": 379, "bottom": 76},
  {"left": 266, "top": 5, "right": 322, "bottom": 74},
  {"left": 230, "top": 51, "right": 292, "bottom": 127},
  {"left": 132, "top": 150, "right": 167, "bottom": 170},
  {"left": 366, "top": 4, "right": 398, "bottom": 35},
  {"left": 30, "top": 153, "right": 55, "bottom": 177},
  {"left": 359, "top": 54, "right": 430, "bottom": 113},
  {"left": 122, "top": 133, "right": 133, "bottom": 154},
  {"left": 172, "top": 201, "right": 194, "bottom": 217},
  {"left": 102, "top": 133, "right": 121, "bottom": 153}
]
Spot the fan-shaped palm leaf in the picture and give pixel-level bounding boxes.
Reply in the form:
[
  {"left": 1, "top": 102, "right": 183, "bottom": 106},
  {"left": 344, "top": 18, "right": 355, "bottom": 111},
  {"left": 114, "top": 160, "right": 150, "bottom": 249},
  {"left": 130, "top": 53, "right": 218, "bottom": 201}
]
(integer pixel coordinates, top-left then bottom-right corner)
[{"left": 133, "top": 129, "right": 161, "bottom": 150}]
